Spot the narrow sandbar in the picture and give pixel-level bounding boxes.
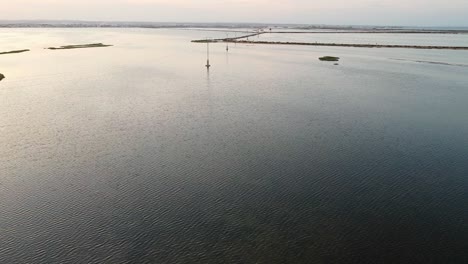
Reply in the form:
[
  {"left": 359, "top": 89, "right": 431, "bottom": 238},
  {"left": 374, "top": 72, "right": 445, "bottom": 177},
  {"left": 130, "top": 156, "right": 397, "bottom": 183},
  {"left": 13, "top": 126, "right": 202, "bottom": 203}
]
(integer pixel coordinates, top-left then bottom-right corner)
[
  {"left": 222, "top": 40, "right": 468, "bottom": 50},
  {"left": 0, "top": 49, "right": 30, "bottom": 55},
  {"left": 46, "top": 43, "right": 113, "bottom": 50}
]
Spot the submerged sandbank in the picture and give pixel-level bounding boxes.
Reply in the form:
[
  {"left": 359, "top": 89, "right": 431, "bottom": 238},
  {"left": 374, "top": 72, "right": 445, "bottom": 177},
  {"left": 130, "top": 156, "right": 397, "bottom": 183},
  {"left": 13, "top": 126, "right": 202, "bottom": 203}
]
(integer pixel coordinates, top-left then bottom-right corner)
[{"left": 46, "top": 43, "right": 113, "bottom": 50}]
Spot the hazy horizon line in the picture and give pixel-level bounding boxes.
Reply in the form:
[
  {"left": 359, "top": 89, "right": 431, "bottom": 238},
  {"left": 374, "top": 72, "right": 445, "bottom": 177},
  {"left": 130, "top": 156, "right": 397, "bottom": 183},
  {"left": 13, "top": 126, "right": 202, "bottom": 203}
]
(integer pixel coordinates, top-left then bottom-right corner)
[{"left": 1, "top": 19, "right": 467, "bottom": 28}]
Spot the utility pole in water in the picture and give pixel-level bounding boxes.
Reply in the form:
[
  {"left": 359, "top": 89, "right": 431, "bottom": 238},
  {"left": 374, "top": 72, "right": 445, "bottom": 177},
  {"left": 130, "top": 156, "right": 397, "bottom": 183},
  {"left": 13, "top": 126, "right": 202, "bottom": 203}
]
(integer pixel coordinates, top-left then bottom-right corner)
[
  {"left": 206, "top": 38, "right": 211, "bottom": 69},
  {"left": 226, "top": 34, "right": 229, "bottom": 52}
]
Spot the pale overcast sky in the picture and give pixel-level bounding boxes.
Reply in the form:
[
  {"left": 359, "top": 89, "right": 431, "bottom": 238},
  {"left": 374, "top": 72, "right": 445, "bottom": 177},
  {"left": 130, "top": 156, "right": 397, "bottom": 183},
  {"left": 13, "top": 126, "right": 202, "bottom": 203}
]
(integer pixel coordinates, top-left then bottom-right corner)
[{"left": 2, "top": 0, "right": 468, "bottom": 26}]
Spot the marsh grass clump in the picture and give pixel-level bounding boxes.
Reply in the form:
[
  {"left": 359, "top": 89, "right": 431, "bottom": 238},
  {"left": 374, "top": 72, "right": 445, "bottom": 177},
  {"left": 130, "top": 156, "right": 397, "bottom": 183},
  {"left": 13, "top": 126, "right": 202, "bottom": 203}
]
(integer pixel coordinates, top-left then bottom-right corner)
[
  {"left": 47, "top": 43, "right": 112, "bottom": 50},
  {"left": 0, "top": 49, "right": 30, "bottom": 55},
  {"left": 0, "top": 73, "right": 4, "bottom": 81},
  {"left": 319, "top": 56, "right": 340, "bottom": 62}
]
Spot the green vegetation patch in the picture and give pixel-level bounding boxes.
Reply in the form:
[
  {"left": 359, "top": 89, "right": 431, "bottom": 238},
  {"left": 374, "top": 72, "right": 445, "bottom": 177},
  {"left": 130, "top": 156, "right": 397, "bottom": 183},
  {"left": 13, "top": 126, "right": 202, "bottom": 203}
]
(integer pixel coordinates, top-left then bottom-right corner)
[
  {"left": 319, "top": 56, "right": 340, "bottom": 62},
  {"left": 0, "top": 49, "right": 30, "bottom": 55},
  {"left": 47, "top": 43, "right": 113, "bottom": 50},
  {"left": 0, "top": 73, "right": 4, "bottom": 81}
]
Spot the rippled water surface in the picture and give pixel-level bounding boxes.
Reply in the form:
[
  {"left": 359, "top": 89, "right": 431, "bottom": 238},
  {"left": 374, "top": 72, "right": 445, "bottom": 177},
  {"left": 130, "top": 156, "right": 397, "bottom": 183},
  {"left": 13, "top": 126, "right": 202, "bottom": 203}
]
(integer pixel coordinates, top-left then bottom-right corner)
[{"left": 1, "top": 29, "right": 468, "bottom": 263}]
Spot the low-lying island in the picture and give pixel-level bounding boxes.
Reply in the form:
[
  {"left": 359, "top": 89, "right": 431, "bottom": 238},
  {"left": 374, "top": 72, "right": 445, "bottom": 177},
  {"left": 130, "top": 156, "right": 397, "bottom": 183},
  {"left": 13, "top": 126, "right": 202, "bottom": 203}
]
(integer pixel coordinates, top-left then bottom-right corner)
[
  {"left": 0, "top": 49, "right": 30, "bottom": 55},
  {"left": 46, "top": 43, "right": 113, "bottom": 50}
]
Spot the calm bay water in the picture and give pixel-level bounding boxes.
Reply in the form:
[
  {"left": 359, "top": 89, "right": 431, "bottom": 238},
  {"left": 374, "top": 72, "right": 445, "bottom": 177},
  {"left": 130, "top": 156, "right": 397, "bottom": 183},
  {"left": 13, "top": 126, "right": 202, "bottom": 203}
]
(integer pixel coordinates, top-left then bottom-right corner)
[{"left": 1, "top": 29, "right": 468, "bottom": 263}]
